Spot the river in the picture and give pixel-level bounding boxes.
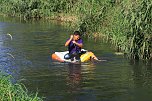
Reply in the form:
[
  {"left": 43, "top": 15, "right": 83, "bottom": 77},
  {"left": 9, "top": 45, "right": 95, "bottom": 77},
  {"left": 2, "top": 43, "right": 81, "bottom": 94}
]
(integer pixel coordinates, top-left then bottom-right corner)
[{"left": 0, "top": 16, "right": 152, "bottom": 101}]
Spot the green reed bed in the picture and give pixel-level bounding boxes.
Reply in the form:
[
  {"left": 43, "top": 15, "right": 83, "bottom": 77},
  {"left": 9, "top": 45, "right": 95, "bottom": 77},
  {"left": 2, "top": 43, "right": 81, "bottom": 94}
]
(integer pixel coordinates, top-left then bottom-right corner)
[
  {"left": 0, "top": 0, "right": 74, "bottom": 19},
  {"left": 76, "top": 0, "right": 152, "bottom": 60},
  {"left": 0, "top": 72, "right": 43, "bottom": 101},
  {"left": 125, "top": 0, "right": 152, "bottom": 60},
  {"left": 0, "top": 0, "right": 151, "bottom": 60}
]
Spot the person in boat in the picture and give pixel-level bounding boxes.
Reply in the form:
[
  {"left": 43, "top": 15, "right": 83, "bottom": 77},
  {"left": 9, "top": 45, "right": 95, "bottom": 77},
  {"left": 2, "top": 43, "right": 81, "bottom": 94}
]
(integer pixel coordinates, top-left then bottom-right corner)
[{"left": 64, "top": 31, "right": 99, "bottom": 61}]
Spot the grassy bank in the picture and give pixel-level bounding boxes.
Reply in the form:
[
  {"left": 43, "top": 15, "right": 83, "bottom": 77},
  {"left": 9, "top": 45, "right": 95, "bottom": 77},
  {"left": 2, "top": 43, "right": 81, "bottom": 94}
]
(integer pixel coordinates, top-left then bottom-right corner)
[
  {"left": 0, "top": 72, "right": 43, "bottom": 101},
  {"left": 0, "top": 0, "right": 151, "bottom": 60}
]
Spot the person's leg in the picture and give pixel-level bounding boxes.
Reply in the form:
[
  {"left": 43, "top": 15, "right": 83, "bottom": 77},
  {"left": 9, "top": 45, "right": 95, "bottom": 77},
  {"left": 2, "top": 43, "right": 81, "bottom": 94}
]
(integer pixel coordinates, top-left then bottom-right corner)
[
  {"left": 75, "top": 53, "right": 81, "bottom": 60},
  {"left": 70, "top": 52, "right": 81, "bottom": 61},
  {"left": 64, "top": 53, "right": 71, "bottom": 59},
  {"left": 88, "top": 52, "right": 99, "bottom": 60}
]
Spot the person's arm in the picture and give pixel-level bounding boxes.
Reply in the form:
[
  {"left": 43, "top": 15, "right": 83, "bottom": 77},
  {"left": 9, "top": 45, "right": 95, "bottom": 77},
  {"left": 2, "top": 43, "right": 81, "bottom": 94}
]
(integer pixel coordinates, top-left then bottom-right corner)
[{"left": 65, "top": 35, "right": 73, "bottom": 46}]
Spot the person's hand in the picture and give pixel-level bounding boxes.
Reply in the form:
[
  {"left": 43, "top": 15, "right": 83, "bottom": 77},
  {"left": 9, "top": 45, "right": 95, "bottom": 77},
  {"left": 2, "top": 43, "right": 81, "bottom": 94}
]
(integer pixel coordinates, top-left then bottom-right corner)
[
  {"left": 72, "top": 41, "right": 76, "bottom": 44},
  {"left": 70, "top": 35, "right": 73, "bottom": 40}
]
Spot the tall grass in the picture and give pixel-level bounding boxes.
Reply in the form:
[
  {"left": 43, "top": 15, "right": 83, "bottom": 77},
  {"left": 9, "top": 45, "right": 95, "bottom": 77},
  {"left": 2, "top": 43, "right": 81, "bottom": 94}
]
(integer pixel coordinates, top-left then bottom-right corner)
[
  {"left": 76, "top": 0, "right": 152, "bottom": 60},
  {"left": 125, "top": 0, "right": 152, "bottom": 60},
  {"left": 0, "top": 0, "right": 151, "bottom": 60},
  {"left": 0, "top": 0, "right": 75, "bottom": 19},
  {"left": 0, "top": 72, "right": 43, "bottom": 101}
]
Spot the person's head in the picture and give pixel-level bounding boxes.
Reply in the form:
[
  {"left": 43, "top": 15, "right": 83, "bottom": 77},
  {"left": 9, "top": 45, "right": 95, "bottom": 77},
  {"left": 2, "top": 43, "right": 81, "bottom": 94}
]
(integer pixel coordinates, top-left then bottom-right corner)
[{"left": 73, "top": 31, "right": 81, "bottom": 41}]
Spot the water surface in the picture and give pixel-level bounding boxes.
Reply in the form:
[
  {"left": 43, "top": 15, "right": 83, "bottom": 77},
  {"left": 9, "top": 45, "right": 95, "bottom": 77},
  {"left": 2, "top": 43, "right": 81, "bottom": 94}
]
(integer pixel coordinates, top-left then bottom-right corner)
[{"left": 0, "top": 16, "right": 152, "bottom": 101}]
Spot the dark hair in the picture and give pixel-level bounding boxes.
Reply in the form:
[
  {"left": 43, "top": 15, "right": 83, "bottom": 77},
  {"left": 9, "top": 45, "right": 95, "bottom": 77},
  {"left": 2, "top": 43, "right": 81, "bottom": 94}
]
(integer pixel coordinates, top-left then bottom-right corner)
[{"left": 73, "top": 31, "right": 81, "bottom": 36}]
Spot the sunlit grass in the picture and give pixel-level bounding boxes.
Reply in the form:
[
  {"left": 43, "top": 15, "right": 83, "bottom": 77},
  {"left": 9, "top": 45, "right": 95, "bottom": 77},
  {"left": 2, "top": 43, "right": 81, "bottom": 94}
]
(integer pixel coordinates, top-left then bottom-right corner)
[{"left": 0, "top": 72, "right": 43, "bottom": 101}]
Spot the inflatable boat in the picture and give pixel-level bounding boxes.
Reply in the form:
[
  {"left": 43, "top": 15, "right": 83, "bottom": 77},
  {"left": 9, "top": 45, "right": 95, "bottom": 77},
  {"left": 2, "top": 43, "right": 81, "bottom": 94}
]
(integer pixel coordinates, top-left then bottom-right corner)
[{"left": 51, "top": 49, "right": 94, "bottom": 63}]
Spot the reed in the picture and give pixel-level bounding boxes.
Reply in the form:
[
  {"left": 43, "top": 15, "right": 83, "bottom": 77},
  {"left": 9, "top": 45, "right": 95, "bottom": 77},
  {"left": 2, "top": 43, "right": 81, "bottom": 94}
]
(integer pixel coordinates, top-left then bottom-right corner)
[
  {"left": 0, "top": 72, "right": 43, "bottom": 101},
  {"left": 125, "top": 0, "right": 152, "bottom": 60},
  {"left": 77, "top": 0, "right": 152, "bottom": 60}
]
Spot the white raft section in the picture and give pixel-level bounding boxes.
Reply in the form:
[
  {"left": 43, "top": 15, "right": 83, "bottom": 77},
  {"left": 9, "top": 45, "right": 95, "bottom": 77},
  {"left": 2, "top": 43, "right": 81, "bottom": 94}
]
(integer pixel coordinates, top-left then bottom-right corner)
[{"left": 55, "top": 51, "right": 69, "bottom": 61}]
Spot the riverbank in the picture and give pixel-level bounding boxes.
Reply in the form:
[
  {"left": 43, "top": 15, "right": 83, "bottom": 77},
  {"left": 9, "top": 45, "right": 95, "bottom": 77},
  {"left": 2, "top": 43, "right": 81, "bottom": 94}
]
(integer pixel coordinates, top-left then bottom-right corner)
[
  {"left": 0, "top": 72, "right": 43, "bottom": 101},
  {"left": 0, "top": 0, "right": 151, "bottom": 60}
]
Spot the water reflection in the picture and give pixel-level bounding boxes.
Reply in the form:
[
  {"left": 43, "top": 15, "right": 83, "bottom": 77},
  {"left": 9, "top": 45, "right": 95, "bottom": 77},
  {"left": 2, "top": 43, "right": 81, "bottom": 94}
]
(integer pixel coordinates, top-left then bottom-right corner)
[
  {"left": 127, "top": 60, "right": 152, "bottom": 101},
  {"left": 67, "top": 63, "right": 82, "bottom": 93},
  {"left": 0, "top": 34, "right": 17, "bottom": 77},
  {"left": 130, "top": 60, "right": 152, "bottom": 88}
]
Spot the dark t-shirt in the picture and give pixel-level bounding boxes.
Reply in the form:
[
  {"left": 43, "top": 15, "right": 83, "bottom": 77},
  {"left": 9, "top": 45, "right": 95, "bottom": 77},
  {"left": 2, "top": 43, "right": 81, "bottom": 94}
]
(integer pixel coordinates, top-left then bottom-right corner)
[{"left": 67, "top": 38, "right": 83, "bottom": 54}]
